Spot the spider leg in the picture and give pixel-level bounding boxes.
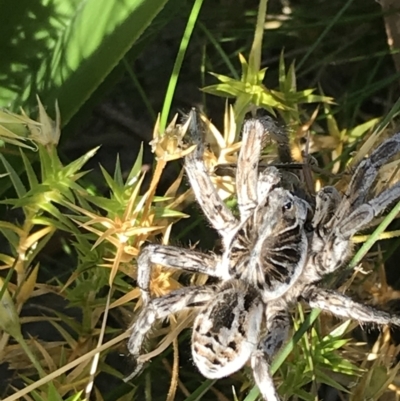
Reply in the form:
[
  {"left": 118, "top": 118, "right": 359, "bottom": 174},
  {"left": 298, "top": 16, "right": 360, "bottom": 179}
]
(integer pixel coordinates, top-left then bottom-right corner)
[
  {"left": 137, "top": 244, "right": 221, "bottom": 304},
  {"left": 311, "top": 135, "right": 400, "bottom": 275},
  {"left": 257, "top": 167, "right": 281, "bottom": 206},
  {"left": 237, "top": 118, "right": 269, "bottom": 221},
  {"left": 127, "top": 285, "right": 216, "bottom": 365},
  {"left": 304, "top": 287, "right": 400, "bottom": 326},
  {"left": 185, "top": 109, "right": 237, "bottom": 243},
  {"left": 237, "top": 118, "right": 287, "bottom": 222},
  {"left": 267, "top": 121, "right": 293, "bottom": 165},
  {"left": 311, "top": 181, "right": 400, "bottom": 277},
  {"left": 312, "top": 186, "right": 341, "bottom": 229},
  {"left": 236, "top": 118, "right": 264, "bottom": 221},
  {"left": 251, "top": 305, "right": 290, "bottom": 401},
  {"left": 262, "top": 304, "right": 291, "bottom": 359},
  {"left": 314, "top": 133, "right": 400, "bottom": 237},
  {"left": 339, "top": 181, "right": 400, "bottom": 238},
  {"left": 251, "top": 353, "right": 281, "bottom": 401},
  {"left": 332, "top": 132, "right": 400, "bottom": 226}
]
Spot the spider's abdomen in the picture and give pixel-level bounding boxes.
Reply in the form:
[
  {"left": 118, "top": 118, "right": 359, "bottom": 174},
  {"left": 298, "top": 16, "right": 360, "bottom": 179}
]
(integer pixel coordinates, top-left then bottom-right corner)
[{"left": 192, "top": 280, "right": 263, "bottom": 379}]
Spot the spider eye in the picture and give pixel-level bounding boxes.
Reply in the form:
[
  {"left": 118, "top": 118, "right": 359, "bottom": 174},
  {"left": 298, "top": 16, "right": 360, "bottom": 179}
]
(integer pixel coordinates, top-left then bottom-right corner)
[
  {"left": 282, "top": 201, "right": 292, "bottom": 211},
  {"left": 304, "top": 221, "right": 314, "bottom": 232}
]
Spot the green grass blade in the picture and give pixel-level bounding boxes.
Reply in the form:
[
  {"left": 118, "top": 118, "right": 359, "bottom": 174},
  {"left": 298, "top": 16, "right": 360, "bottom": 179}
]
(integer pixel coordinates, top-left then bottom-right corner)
[
  {"left": 183, "top": 379, "right": 217, "bottom": 401},
  {"left": 160, "top": 0, "right": 205, "bottom": 132},
  {"left": 0, "top": 154, "right": 26, "bottom": 197},
  {"left": 198, "top": 22, "right": 239, "bottom": 80},
  {"left": 297, "top": 0, "right": 356, "bottom": 69},
  {"left": 122, "top": 57, "right": 157, "bottom": 122}
]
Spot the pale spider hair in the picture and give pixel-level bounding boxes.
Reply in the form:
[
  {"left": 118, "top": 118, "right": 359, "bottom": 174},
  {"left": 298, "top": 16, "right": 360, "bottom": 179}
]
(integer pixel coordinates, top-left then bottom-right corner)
[{"left": 128, "top": 109, "right": 400, "bottom": 401}]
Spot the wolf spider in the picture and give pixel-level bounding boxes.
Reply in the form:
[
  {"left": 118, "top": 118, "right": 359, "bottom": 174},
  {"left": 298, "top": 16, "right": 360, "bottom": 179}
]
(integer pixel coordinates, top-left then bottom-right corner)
[{"left": 128, "top": 110, "right": 400, "bottom": 401}]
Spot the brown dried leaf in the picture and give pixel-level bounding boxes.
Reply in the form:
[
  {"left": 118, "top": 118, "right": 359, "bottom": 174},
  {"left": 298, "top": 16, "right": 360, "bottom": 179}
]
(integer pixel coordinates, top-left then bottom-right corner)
[{"left": 16, "top": 263, "right": 39, "bottom": 306}]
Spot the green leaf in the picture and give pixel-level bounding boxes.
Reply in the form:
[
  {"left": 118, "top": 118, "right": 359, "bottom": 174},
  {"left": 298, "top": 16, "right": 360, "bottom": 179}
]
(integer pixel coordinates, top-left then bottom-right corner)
[
  {"left": 65, "top": 391, "right": 84, "bottom": 401},
  {"left": 86, "top": 196, "right": 121, "bottom": 212},
  {"left": 238, "top": 53, "right": 249, "bottom": 79},
  {"left": 47, "top": 382, "right": 64, "bottom": 401},
  {"left": 278, "top": 51, "right": 286, "bottom": 91},
  {"left": 330, "top": 357, "right": 361, "bottom": 375},
  {"left": 8, "top": 0, "right": 172, "bottom": 125},
  {"left": 0, "top": 154, "right": 26, "bottom": 197},
  {"left": 293, "top": 388, "right": 316, "bottom": 401},
  {"left": 155, "top": 207, "right": 188, "bottom": 218},
  {"left": 0, "top": 226, "right": 19, "bottom": 249},
  {"left": 234, "top": 93, "right": 256, "bottom": 122},
  {"left": 321, "top": 338, "right": 349, "bottom": 351},
  {"left": 258, "top": 89, "right": 289, "bottom": 109},
  {"left": 126, "top": 143, "right": 144, "bottom": 186},
  {"left": 113, "top": 154, "right": 124, "bottom": 187},
  {"left": 363, "top": 366, "right": 394, "bottom": 399},
  {"left": 247, "top": 0, "right": 267, "bottom": 77},
  {"left": 208, "top": 72, "right": 236, "bottom": 84},
  {"left": 0, "top": 278, "right": 22, "bottom": 339},
  {"left": 100, "top": 164, "right": 119, "bottom": 196},
  {"left": 315, "top": 368, "right": 349, "bottom": 393},
  {"left": 349, "top": 118, "right": 380, "bottom": 139},
  {"left": 159, "top": 0, "right": 204, "bottom": 131},
  {"left": 20, "top": 149, "right": 39, "bottom": 188},
  {"left": 41, "top": 202, "right": 79, "bottom": 231},
  {"left": 202, "top": 82, "right": 244, "bottom": 98},
  {"left": 257, "top": 67, "right": 268, "bottom": 83},
  {"left": 182, "top": 379, "right": 216, "bottom": 401},
  {"left": 286, "top": 61, "right": 297, "bottom": 93},
  {"left": 325, "top": 320, "right": 352, "bottom": 338},
  {"left": 62, "top": 147, "right": 99, "bottom": 178}
]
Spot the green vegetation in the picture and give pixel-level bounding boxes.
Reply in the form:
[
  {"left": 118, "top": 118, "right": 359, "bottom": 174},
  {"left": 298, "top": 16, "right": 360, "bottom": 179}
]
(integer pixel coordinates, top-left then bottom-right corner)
[{"left": 1, "top": 0, "right": 400, "bottom": 400}]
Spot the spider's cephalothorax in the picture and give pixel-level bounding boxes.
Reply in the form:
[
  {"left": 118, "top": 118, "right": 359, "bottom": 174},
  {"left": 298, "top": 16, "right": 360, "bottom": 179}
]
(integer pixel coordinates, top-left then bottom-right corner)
[
  {"left": 128, "top": 110, "right": 400, "bottom": 401},
  {"left": 225, "top": 183, "right": 310, "bottom": 301}
]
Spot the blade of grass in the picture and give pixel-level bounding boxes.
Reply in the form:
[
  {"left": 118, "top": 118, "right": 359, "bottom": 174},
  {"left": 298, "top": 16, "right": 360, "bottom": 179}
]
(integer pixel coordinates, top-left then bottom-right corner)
[
  {"left": 122, "top": 57, "right": 157, "bottom": 122},
  {"left": 373, "top": 95, "right": 400, "bottom": 135},
  {"left": 160, "top": 0, "right": 205, "bottom": 132},
  {"left": 248, "top": 0, "right": 268, "bottom": 75},
  {"left": 198, "top": 22, "right": 239, "bottom": 80},
  {"left": 0, "top": 257, "right": 17, "bottom": 302},
  {"left": 182, "top": 379, "right": 217, "bottom": 401},
  {"left": 349, "top": 57, "right": 384, "bottom": 127},
  {"left": 297, "top": 0, "right": 356, "bottom": 70},
  {"left": 2, "top": 331, "right": 131, "bottom": 401},
  {"left": 84, "top": 287, "right": 113, "bottom": 400}
]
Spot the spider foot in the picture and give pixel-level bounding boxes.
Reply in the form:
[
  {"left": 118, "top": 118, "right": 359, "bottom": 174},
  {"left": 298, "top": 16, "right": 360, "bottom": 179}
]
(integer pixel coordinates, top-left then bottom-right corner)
[
  {"left": 186, "top": 108, "right": 204, "bottom": 147},
  {"left": 123, "top": 359, "right": 146, "bottom": 382},
  {"left": 251, "top": 350, "right": 281, "bottom": 401}
]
